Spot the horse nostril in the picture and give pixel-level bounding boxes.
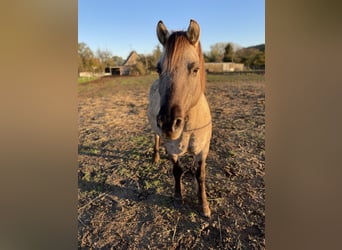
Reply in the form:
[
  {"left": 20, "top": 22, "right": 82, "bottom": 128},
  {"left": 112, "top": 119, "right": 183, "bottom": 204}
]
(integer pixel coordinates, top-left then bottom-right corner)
[{"left": 172, "top": 118, "right": 183, "bottom": 132}]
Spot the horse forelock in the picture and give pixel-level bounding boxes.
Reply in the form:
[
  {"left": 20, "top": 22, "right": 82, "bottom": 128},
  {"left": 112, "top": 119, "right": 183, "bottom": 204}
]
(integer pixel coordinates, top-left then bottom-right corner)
[{"left": 162, "top": 31, "right": 206, "bottom": 92}]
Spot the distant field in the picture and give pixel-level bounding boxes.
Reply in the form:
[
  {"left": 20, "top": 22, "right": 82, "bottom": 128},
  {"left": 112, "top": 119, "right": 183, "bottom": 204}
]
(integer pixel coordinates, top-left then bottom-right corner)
[
  {"left": 207, "top": 73, "right": 265, "bottom": 83},
  {"left": 78, "top": 74, "right": 264, "bottom": 95},
  {"left": 78, "top": 73, "right": 265, "bottom": 249}
]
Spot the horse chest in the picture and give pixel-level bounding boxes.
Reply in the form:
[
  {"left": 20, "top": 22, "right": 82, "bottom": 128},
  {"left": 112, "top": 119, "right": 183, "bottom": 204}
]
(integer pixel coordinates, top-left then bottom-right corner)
[{"left": 164, "top": 132, "right": 201, "bottom": 156}]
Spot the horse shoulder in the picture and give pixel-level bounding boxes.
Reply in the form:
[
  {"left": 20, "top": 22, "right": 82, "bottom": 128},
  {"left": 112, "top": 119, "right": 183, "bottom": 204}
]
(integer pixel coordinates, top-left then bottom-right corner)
[
  {"left": 164, "top": 132, "right": 191, "bottom": 156},
  {"left": 186, "top": 94, "right": 212, "bottom": 155}
]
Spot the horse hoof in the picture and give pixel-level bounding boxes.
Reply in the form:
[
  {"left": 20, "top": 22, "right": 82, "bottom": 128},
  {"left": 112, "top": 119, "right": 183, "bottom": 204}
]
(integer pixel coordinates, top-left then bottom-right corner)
[
  {"left": 201, "top": 206, "right": 211, "bottom": 218},
  {"left": 153, "top": 153, "right": 160, "bottom": 163},
  {"left": 174, "top": 198, "right": 183, "bottom": 208}
]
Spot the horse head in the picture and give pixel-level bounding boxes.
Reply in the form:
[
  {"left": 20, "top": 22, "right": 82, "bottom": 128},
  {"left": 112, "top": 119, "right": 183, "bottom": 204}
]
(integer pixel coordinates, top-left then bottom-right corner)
[{"left": 156, "top": 19, "right": 205, "bottom": 140}]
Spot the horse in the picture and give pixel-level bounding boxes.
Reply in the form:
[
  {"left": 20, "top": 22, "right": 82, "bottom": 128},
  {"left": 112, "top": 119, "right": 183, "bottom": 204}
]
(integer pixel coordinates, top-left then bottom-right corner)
[{"left": 147, "top": 19, "right": 212, "bottom": 217}]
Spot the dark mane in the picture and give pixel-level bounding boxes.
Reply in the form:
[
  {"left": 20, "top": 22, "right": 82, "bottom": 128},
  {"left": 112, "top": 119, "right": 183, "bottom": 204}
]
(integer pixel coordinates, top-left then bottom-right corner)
[{"left": 163, "top": 31, "right": 206, "bottom": 92}]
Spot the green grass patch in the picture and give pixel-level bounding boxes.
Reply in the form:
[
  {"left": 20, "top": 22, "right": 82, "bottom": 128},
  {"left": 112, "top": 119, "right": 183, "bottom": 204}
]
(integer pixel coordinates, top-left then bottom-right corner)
[
  {"left": 79, "top": 145, "right": 100, "bottom": 155},
  {"left": 131, "top": 135, "right": 150, "bottom": 146}
]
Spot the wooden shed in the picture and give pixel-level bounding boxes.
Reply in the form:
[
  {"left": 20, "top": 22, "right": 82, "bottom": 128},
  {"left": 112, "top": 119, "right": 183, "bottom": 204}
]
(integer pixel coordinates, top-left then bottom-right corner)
[{"left": 105, "top": 51, "right": 140, "bottom": 76}]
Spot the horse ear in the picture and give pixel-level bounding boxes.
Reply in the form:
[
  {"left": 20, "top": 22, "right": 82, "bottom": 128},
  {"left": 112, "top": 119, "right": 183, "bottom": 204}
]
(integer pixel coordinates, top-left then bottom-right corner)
[
  {"left": 157, "top": 20, "right": 169, "bottom": 46},
  {"left": 186, "top": 19, "right": 200, "bottom": 45}
]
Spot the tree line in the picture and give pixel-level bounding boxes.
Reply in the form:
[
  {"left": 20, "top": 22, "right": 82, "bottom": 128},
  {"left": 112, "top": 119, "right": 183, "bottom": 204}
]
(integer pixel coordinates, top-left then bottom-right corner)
[
  {"left": 78, "top": 42, "right": 125, "bottom": 74},
  {"left": 78, "top": 41, "right": 265, "bottom": 75},
  {"left": 203, "top": 42, "right": 265, "bottom": 70}
]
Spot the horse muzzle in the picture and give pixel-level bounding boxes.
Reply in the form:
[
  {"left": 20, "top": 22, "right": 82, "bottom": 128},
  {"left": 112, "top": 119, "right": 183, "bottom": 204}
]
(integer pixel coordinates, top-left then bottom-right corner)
[{"left": 157, "top": 115, "right": 184, "bottom": 140}]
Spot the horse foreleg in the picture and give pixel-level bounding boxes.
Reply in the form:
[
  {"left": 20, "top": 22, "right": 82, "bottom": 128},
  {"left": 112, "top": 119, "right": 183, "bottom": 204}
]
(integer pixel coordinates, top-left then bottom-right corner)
[
  {"left": 196, "top": 159, "right": 211, "bottom": 218},
  {"left": 153, "top": 134, "right": 160, "bottom": 163},
  {"left": 171, "top": 156, "right": 183, "bottom": 207}
]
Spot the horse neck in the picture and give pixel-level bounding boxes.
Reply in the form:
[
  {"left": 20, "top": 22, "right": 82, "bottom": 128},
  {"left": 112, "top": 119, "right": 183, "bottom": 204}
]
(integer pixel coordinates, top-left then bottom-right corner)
[{"left": 185, "top": 93, "right": 211, "bottom": 130}]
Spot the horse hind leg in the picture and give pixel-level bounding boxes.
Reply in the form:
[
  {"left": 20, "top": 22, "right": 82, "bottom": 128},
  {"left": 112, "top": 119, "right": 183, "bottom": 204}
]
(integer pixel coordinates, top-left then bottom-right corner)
[
  {"left": 196, "top": 159, "right": 211, "bottom": 218},
  {"left": 153, "top": 134, "right": 160, "bottom": 163}
]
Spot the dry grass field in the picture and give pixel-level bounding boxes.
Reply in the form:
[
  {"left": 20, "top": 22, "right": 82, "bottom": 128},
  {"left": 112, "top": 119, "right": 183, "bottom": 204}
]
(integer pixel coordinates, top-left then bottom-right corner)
[{"left": 78, "top": 73, "right": 265, "bottom": 249}]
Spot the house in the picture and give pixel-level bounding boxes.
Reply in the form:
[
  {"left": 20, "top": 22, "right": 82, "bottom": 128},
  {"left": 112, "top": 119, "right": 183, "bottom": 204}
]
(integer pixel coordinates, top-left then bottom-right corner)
[
  {"left": 204, "top": 62, "right": 244, "bottom": 73},
  {"left": 105, "top": 51, "right": 140, "bottom": 76}
]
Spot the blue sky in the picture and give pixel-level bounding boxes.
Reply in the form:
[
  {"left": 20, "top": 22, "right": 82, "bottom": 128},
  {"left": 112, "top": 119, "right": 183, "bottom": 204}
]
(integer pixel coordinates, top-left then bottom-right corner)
[{"left": 78, "top": 0, "right": 264, "bottom": 59}]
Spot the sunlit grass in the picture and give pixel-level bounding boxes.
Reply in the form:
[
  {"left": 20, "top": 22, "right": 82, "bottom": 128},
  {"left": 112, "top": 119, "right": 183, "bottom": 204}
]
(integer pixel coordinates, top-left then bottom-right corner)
[
  {"left": 78, "top": 76, "right": 100, "bottom": 83},
  {"left": 206, "top": 73, "right": 265, "bottom": 83}
]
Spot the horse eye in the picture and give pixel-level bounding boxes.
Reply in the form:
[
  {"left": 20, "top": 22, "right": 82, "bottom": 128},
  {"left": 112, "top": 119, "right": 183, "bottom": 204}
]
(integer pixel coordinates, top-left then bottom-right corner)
[
  {"left": 188, "top": 62, "right": 199, "bottom": 76},
  {"left": 192, "top": 67, "right": 199, "bottom": 76}
]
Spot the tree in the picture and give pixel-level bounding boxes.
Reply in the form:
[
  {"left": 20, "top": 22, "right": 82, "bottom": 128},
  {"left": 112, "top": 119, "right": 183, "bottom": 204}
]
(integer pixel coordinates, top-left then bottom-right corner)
[
  {"left": 234, "top": 48, "right": 261, "bottom": 69},
  {"left": 148, "top": 45, "right": 162, "bottom": 72},
  {"left": 78, "top": 42, "right": 95, "bottom": 74},
  {"left": 134, "top": 45, "right": 163, "bottom": 74},
  {"left": 223, "top": 43, "right": 234, "bottom": 62},
  {"left": 153, "top": 45, "right": 162, "bottom": 62},
  {"left": 112, "top": 56, "right": 124, "bottom": 66},
  {"left": 131, "top": 61, "right": 146, "bottom": 75},
  {"left": 207, "top": 42, "right": 226, "bottom": 62},
  {"left": 96, "top": 49, "right": 114, "bottom": 72},
  {"left": 205, "top": 42, "right": 241, "bottom": 62},
  {"left": 252, "top": 52, "right": 265, "bottom": 69}
]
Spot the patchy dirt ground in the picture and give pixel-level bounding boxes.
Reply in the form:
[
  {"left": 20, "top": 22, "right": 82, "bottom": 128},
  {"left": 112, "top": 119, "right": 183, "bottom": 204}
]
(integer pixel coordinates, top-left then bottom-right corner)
[{"left": 78, "top": 74, "right": 265, "bottom": 249}]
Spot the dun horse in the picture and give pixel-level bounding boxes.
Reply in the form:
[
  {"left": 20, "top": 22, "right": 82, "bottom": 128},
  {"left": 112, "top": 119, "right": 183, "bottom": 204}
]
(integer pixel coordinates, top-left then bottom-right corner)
[{"left": 148, "top": 20, "right": 212, "bottom": 217}]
